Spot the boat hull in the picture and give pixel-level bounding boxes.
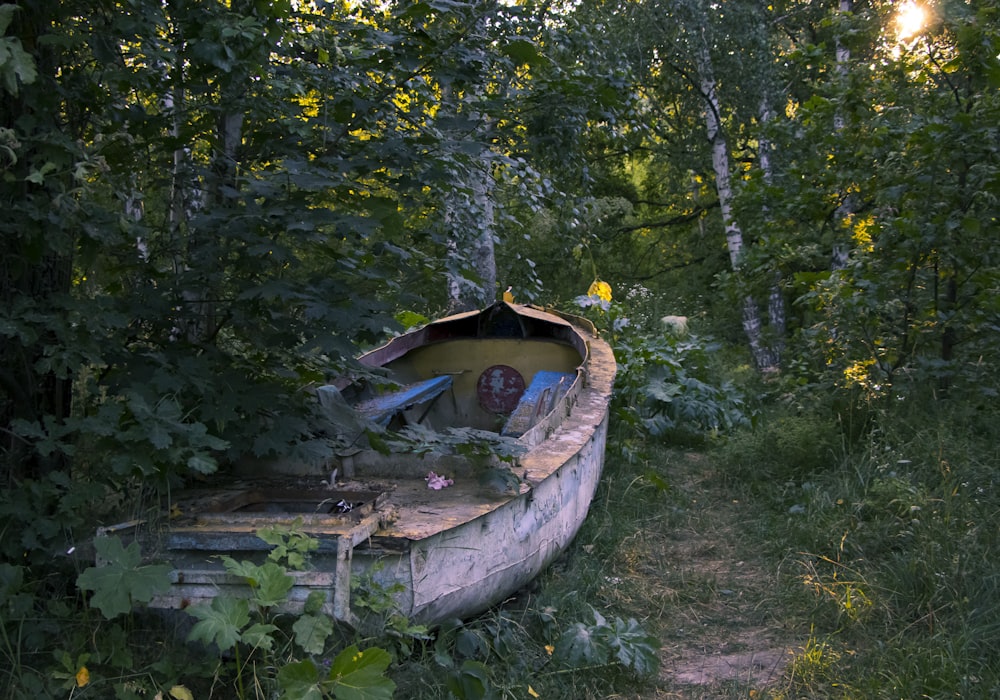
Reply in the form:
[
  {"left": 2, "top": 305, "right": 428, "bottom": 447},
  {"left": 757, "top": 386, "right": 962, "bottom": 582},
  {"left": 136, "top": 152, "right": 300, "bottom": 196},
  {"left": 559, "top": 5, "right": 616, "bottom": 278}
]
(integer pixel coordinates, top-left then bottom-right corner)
[
  {"left": 371, "top": 384, "right": 610, "bottom": 623},
  {"left": 106, "top": 303, "right": 616, "bottom": 625}
]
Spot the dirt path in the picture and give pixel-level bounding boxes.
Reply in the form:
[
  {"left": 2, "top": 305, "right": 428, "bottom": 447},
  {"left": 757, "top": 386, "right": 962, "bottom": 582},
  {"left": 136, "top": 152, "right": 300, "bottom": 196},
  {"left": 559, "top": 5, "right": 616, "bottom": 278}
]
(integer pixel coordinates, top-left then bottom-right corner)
[{"left": 647, "top": 452, "right": 799, "bottom": 698}]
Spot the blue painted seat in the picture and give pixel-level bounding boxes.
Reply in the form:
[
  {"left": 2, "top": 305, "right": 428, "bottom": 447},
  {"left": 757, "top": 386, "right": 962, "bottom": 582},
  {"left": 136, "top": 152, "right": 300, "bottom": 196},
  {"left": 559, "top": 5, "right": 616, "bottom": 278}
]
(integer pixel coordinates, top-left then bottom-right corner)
[
  {"left": 501, "top": 371, "right": 575, "bottom": 438},
  {"left": 352, "top": 375, "right": 453, "bottom": 427}
]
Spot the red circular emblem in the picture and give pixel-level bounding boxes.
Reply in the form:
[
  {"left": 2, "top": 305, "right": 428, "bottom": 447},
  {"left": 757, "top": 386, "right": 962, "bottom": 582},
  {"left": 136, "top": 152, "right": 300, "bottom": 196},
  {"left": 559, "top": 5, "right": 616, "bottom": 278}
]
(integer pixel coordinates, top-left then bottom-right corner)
[{"left": 476, "top": 365, "right": 525, "bottom": 414}]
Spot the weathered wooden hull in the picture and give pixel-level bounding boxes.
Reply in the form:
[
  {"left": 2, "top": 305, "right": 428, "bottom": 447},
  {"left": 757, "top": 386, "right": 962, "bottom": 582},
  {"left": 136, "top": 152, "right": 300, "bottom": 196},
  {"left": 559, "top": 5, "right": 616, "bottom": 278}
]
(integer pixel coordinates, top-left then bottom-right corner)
[
  {"left": 112, "top": 303, "right": 616, "bottom": 625},
  {"left": 382, "top": 411, "right": 610, "bottom": 623}
]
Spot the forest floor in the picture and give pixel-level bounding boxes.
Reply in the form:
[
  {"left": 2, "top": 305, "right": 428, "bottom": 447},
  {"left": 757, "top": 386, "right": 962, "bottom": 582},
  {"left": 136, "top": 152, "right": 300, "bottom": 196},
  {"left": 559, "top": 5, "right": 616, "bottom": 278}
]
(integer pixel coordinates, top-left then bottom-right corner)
[{"left": 644, "top": 451, "right": 800, "bottom": 699}]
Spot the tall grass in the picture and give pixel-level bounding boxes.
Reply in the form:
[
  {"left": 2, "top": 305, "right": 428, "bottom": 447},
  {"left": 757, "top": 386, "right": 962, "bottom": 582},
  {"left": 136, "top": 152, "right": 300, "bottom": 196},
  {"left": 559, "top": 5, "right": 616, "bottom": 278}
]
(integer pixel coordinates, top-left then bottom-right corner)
[{"left": 716, "top": 395, "right": 1000, "bottom": 698}]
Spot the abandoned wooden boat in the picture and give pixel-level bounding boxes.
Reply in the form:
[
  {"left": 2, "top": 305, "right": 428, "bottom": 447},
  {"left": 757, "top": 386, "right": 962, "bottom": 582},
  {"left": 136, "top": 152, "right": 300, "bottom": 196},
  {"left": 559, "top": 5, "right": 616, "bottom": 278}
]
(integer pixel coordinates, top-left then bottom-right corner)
[{"left": 106, "top": 302, "right": 616, "bottom": 625}]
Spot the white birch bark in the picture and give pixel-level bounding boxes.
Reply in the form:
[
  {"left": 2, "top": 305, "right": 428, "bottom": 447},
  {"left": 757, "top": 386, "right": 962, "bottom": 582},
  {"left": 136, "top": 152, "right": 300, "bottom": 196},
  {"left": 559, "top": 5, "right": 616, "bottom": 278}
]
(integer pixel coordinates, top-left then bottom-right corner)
[
  {"left": 692, "top": 15, "right": 777, "bottom": 371},
  {"left": 163, "top": 49, "right": 210, "bottom": 343},
  {"left": 831, "top": 0, "right": 853, "bottom": 270},
  {"left": 758, "top": 88, "right": 786, "bottom": 366},
  {"left": 125, "top": 175, "right": 148, "bottom": 261},
  {"left": 212, "top": 111, "right": 243, "bottom": 206},
  {"left": 441, "top": 48, "right": 497, "bottom": 313}
]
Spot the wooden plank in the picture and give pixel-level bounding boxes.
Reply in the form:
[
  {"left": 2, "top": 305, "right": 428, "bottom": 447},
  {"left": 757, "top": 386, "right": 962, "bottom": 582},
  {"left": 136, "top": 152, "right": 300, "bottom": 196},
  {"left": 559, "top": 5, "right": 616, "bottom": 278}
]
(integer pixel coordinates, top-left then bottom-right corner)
[
  {"left": 501, "top": 371, "right": 575, "bottom": 437},
  {"left": 353, "top": 375, "right": 453, "bottom": 426}
]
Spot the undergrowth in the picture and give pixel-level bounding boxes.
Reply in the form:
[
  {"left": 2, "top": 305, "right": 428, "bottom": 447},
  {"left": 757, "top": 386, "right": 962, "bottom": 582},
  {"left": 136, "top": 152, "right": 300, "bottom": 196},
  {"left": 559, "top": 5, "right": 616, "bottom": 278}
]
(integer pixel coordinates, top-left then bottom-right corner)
[
  {"left": 388, "top": 445, "right": 677, "bottom": 699},
  {"left": 715, "top": 391, "right": 1000, "bottom": 698}
]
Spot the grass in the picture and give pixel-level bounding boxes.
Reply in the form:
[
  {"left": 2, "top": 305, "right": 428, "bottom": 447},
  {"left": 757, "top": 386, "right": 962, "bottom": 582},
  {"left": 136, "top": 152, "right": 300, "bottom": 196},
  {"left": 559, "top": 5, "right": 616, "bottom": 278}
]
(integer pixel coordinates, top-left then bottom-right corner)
[
  {"left": 390, "top": 434, "right": 798, "bottom": 698},
  {"left": 712, "top": 397, "right": 1000, "bottom": 699}
]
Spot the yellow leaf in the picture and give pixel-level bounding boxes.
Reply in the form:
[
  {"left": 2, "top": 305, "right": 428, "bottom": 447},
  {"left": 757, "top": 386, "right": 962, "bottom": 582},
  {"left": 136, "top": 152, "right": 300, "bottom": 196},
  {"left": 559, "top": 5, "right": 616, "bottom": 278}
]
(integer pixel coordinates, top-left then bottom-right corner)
[
  {"left": 587, "top": 280, "right": 612, "bottom": 302},
  {"left": 76, "top": 666, "right": 90, "bottom": 688},
  {"left": 544, "top": 644, "right": 555, "bottom": 656},
  {"left": 528, "top": 685, "right": 540, "bottom": 698},
  {"left": 503, "top": 286, "right": 515, "bottom": 303},
  {"left": 169, "top": 685, "right": 194, "bottom": 700}
]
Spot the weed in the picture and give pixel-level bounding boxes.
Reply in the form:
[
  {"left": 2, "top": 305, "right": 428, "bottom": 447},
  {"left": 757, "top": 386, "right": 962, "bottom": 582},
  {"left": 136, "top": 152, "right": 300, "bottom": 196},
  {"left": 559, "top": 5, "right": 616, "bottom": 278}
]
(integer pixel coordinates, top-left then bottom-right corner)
[
  {"left": 774, "top": 629, "right": 851, "bottom": 698},
  {"left": 181, "top": 522, "right": 396, "bottom": 699}
]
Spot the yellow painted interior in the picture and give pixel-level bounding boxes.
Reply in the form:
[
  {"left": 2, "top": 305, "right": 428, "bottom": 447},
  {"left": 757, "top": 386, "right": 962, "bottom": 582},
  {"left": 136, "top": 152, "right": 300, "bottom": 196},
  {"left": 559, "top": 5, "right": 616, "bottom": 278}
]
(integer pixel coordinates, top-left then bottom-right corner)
[{"left": 385, "top": 338, "right": 582, "bottom": 430}]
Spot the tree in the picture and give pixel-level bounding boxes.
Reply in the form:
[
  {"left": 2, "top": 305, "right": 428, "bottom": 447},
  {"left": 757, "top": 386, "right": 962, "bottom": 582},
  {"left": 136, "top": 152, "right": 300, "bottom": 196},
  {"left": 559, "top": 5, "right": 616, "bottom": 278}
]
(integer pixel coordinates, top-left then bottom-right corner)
[
  {"left": 748, "top": 0, "right": 1000, "bottom": 395},
  {"left": 571, "top": 0, "right": 787, "bottom": 367},
  {"left": 688, "top": 1, "right": 781, "bottom": 371},
  {"left": 2, "top": 1, "right": 99, "bottom": 479},
  {"left": 0, "top": 0, "right": 556, "bottom": 560}
]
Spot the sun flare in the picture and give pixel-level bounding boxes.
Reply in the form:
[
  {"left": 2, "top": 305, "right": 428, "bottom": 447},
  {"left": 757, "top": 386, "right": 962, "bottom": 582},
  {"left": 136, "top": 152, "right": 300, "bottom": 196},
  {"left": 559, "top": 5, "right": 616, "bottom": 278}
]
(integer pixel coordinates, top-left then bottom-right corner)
[{"left": 896, "top": 1, "right": 927, "bottom": 40}]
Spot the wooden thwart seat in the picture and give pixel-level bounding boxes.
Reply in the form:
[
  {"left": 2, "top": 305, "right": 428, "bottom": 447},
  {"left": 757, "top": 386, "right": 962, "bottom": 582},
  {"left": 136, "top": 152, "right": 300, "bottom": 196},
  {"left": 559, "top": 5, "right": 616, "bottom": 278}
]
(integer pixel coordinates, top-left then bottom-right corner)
[
  {"left": 501, "top": 371, "right": 575, "bottom": 438},
  {"left": 318, "top": 375, "right": 453, "bottom": 431},
  {"left": 353, "top": 375, "right": 453, "bottom": 427}
]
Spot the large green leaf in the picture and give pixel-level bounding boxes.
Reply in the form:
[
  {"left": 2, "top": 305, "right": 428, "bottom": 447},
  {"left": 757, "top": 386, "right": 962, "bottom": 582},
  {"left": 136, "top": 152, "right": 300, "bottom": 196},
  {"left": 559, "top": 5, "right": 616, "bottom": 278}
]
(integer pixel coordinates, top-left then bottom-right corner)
[
  {"left": 554, "top": 620, "right": 608, "bottom": 668},
  {"left": 597, "top": 616, "right": 661, "bottom": 676},
  {"left": 242, "top": 622, "right": 280, "bottom": 651},
  {"left": 0, "top": 30, "right": 38, "bottom": 96},
  {"left": 293, "top": 613, "right": 334, "bottom": 656},
  {"left": 252, "top": 562, "right": 296, "bottom": 608},
  {"left": 328, "top": 644, "right": 396, "bottom": 700},
  {"left": 76, "top": 537, "right": 171, "bottom": 619},
  {"left": 445, "top": 660, "right": 492, "bottom": 700},
  {"left": 223, "top": 558, "right": 295, "bottom": 608},
  {"left": 186, "top": 596, "right": 251, "bottom": 650},
  {"left": 278, "top": 659, "right": 324, "bottom": 700},
  {"left": 500, "top": 39, "right": 544, "bottom": 67}
]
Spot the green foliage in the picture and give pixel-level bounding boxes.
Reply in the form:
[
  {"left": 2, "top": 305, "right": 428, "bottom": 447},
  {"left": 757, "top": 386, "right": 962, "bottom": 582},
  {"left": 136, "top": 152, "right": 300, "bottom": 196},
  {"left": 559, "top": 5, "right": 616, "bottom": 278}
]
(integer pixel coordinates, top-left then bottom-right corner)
[
  {"left": 714, "top": 409, "right": 845, "bottom": 486},
  {"left": 222, "top": 558, "right": 296, "bottom": 609},
  {"left": 2, "top": 0, "right": 560, "bottom": 498},
  {"left": 179, "top": 524, "right": 396, "bottom": 700},
  {"left": 293, "top": 612, "right": 335, "bottom": 657},
  {"left": 350, "top": 563, "right": 432, "bottom": 656},
  {"left": 413, "top": 595, "right": 658, "bottom": 699},
  {"left": 187, "top": 596, "right": 257, "bottom": 651},
  {"left": 578, "top": 293, "right": 754, "bottom": 459},
  {"left": 0, "top": 470, "right": 113, "bottom": 566},
  {"left": 328, "top": 645, "right": 396, "bottom": 700},
  {"left": 385, "top": 425, "right": 526, "bottom": 466},
  {"left": 277, "top": 645, "right": 395, "bottom": 700},
  {"left": 723, "top": 396, "right": 1000, "bottom": 697},
  {"left": 553, "top": 607, "right": 659, "bottom": 676},
  {"left": 445, "top": 660, "right": 492, "bottom": 700},
  {"left": 260, "top": 517, "right": 321, "bottom": 571},
  {"left": 49, "top": 650, "right": 91, "bottom": 693},
  {"left": 0, "top": 5, "right": 36, "bottom": 96},
  {"left": 76, "top": 536, "right": 172, "bottom": 619},
  {"left": 4, "top": 0, "right": 1000, "bottom": 698}
]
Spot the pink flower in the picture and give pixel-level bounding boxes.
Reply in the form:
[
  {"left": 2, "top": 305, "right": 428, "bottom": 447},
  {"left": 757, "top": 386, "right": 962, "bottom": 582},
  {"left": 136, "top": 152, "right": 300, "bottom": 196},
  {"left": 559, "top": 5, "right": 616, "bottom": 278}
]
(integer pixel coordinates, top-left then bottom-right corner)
[{"left": 425, "top": 471, "right": 454, "bottom": 490}]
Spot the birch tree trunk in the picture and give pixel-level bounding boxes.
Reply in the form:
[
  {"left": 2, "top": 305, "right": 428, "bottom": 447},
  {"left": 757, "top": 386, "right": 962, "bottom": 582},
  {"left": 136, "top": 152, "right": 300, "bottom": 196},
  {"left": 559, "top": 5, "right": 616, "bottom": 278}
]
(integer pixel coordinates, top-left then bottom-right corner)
[
  {"left": 831, "top": 0, "right": 853, "bottom": 270},
  {"left": 163, "top": 67, "right": 209, "bottom": 344},
  {"left": 692, "top": 15, "right": 778, "bottom": 371},
  {"left": 441, "top": 46, "right": 498, "bottom": 313},
  {"left": 758, "top": 87, "right": 786, "bottom": 365}
]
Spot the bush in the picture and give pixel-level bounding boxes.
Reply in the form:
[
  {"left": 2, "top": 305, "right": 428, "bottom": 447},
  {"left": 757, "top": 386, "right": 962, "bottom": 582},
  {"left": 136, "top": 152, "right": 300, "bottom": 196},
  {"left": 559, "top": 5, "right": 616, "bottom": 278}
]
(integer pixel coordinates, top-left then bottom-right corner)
[
  {"left": 714, "top": 410, "right": 844, "bottom": 487},
  {"left": 571, "top": 293, "right": 755, "bottom": 459}
]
